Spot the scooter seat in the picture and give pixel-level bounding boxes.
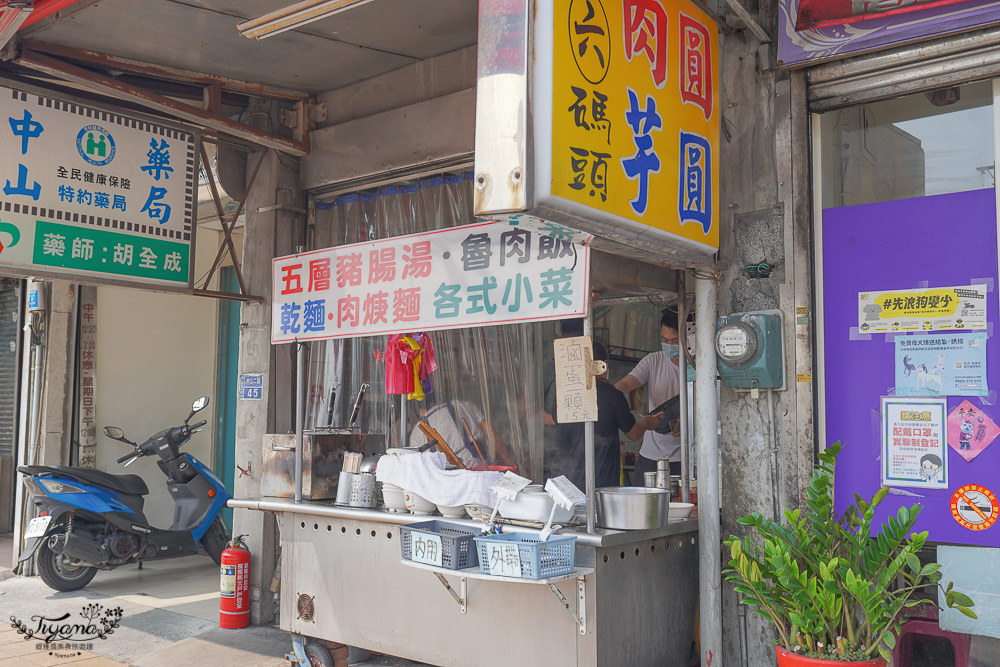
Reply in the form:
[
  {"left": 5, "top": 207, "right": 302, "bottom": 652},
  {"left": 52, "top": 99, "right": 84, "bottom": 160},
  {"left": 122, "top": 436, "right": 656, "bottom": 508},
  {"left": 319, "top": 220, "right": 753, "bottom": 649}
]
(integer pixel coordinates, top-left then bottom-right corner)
[{"left": 22, "top": 465, "right": 149, "bottom": 496}]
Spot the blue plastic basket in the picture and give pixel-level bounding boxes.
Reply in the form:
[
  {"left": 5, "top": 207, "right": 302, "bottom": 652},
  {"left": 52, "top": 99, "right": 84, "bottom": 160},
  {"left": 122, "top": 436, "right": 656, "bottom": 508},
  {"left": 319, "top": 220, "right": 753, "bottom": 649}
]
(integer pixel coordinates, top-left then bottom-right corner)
[
  {"left": 399, "top": 520, "right": 482, "bottom": 570},
  {"left": 473, "top": 533, "right": 576, "bottom": 580}
]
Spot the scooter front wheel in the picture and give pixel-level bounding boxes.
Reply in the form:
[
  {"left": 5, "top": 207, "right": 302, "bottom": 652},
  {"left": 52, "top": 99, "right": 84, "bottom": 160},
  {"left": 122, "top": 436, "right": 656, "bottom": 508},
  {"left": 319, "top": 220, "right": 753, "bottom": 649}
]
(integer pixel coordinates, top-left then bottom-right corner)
[{"left": 37, "top": 539, "right": 98, "bottom": 592}]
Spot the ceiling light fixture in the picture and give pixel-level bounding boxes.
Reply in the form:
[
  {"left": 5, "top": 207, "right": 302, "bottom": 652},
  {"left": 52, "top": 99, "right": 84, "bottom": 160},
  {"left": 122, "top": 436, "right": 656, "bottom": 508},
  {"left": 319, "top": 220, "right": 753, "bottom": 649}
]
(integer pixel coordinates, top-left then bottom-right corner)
[{"left": 237, "top": 0, "right": 376, "bottom": 41}]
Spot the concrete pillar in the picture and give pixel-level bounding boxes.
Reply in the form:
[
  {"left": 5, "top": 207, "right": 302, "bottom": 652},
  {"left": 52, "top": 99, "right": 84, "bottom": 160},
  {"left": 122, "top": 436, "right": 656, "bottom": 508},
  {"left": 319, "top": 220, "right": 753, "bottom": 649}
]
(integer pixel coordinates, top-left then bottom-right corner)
[
  {"left": 14, "top": 280, "right": 75, "bottom": 576},
  {"left": 37, "top": 281, "right": 76, "bottom": 467},
  {"left": 233, "top": 99, "right": 303, "bottom": 625},
  {"left": 716, "top": 3, "right": 815, "bottom": 664}
]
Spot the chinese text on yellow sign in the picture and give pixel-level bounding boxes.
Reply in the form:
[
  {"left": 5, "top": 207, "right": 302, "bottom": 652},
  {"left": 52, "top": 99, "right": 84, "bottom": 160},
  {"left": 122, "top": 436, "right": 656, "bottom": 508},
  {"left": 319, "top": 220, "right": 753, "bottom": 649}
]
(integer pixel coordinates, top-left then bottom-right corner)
[
  {"left": 857, "top": 285, "right": 987, "bottom": 333},
  {"left": 551, "top": 0, "right": 720, "bottom": 250}
]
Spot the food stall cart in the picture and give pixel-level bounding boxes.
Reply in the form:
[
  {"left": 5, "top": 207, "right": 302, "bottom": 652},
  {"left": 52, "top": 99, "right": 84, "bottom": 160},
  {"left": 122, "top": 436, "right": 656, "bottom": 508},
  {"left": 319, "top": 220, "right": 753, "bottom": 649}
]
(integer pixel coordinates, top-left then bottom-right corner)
[
  {"left": 228, "top": 195, "right": 702, "bottom": 667},
  {"left": 229, "top": 498, "right": 698, "bottom": 667}
]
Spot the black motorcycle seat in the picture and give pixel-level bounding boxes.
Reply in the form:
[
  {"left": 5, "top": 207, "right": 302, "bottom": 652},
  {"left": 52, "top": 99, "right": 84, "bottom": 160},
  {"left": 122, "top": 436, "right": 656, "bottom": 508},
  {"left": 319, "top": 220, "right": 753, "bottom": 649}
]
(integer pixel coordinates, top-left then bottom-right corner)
[{"left": 19, "top": 465, "right": 149, "bottom": 496}]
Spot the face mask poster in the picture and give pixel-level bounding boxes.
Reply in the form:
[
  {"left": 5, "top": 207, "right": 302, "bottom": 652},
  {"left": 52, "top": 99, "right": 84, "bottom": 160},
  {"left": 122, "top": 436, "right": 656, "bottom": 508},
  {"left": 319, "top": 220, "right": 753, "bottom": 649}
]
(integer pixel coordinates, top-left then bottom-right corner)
[
  {"left": 881, "top": 396, "right": 948, "bottom": 490},
  {"left": 271, "top": 222, "right": 590, "bottom": 343}
]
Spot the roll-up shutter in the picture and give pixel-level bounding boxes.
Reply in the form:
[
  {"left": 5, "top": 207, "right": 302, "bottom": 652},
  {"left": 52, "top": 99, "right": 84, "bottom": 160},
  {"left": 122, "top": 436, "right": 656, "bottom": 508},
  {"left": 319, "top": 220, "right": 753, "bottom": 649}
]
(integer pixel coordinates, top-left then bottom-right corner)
[
  {"left": 0, "top": 283, "right": 20, "bottom": 457},
  {"left": 807, "top": 26, "right": 1000, "bottom": 112}
]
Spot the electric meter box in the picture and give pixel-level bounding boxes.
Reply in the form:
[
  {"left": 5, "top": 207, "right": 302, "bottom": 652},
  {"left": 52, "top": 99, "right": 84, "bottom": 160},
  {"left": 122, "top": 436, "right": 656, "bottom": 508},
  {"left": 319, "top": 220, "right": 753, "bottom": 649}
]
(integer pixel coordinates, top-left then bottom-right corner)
[{"left": 715, "top": 310, "right": 785, "bottom": 390}]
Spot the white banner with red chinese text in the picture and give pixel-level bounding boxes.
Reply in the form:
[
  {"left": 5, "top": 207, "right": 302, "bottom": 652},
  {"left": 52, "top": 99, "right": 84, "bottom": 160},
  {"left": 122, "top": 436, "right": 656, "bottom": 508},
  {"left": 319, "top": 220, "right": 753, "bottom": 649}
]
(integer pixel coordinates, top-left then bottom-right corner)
[{"left": 271, "top": 222, "right": 590, "bottom": 343}]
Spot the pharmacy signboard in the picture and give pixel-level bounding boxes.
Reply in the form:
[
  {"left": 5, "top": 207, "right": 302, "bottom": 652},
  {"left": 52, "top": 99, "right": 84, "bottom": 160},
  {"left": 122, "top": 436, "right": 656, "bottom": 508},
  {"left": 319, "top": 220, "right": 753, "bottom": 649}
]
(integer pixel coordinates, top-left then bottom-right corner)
[{"left": 0, "top": 84, "right": 196, "bottom": 289}]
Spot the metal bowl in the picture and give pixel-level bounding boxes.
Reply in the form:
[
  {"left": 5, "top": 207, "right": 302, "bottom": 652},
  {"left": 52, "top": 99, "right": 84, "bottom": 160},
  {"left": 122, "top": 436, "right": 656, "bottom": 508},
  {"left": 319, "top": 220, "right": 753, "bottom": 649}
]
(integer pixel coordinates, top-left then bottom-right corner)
[{"left": 596, "top": 487, "right": 670, "bottom": 530}]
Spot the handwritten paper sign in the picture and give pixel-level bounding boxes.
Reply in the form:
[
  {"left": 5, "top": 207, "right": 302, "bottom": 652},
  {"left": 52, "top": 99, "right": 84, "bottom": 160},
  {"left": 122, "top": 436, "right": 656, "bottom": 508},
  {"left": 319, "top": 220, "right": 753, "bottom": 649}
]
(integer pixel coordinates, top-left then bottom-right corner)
[
  {"left": 410, "top": 532, "right": 443, "bottom": 567},
  {"left": 271, "top": 222, "right": 590, "bottom": 343},
  {"left": 554, "top": 336, "right": 600, "bottom": 423},
  {"left": 546, "top": 475, "right": 587, "bottom": 509},
  {"left": 490, "top": 471, "right": 532, "bottom": 501},
  {"left": 486, "top": 543, "right": 522, "bottom": 578}
]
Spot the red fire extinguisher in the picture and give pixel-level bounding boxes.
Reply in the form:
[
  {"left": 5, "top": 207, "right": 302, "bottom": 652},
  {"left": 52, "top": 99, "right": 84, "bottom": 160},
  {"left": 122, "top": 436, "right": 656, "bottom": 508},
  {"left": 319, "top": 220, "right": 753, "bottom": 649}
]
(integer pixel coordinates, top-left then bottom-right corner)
[{"left": 220, "top": 534, "right": 250, "bottom": 629}]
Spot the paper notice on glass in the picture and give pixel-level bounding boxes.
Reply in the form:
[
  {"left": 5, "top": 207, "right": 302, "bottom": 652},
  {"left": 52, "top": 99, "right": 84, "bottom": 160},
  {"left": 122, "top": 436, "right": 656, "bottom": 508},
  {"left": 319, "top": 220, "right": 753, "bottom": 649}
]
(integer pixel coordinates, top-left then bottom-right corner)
[
  {"left": 858, "top": 285, "right": 987, "bottom": 333},
  {"left": 881, "top": 396, "right": 948, "bottom": 490},
  {"left": 486, "top": 543, "right": 522, "bottom": 578},
  {"left": 554, "top": 336, "right": 600, "bottom": 423},
  {"left": 895, "top": 332, "right": 988, "bottom": 396},
  {"left": 410, "top": 532, "right": 443, "bottom": 567}
]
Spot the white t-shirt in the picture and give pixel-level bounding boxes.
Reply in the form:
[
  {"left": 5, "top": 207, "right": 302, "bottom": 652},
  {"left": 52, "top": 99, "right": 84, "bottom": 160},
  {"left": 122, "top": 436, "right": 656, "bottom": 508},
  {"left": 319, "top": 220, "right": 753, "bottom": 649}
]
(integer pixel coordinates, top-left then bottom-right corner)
[
  {"left": 625, "top": 351, "right": 681, "bottom": 460},
  {"left": 409, "top": 401, "right": 486, "bottom": 465}
]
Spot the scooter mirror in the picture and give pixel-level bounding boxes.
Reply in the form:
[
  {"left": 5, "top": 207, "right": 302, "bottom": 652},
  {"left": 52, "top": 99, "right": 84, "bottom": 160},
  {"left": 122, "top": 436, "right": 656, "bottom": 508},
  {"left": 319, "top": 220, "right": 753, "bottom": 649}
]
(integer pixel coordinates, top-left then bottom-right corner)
[
  {"left": 104, "top": 426, "right": 125, "bottom": 440},
  {"left": 192, "top": 396, "right": 209, "bottom": 413}
]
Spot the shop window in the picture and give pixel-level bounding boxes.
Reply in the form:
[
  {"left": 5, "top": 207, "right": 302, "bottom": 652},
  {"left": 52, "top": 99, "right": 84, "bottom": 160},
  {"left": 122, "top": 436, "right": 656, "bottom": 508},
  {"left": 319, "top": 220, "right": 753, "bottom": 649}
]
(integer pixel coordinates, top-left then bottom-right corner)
[{"left": 819, "top": 81, "right": 994, "bottom": 209}]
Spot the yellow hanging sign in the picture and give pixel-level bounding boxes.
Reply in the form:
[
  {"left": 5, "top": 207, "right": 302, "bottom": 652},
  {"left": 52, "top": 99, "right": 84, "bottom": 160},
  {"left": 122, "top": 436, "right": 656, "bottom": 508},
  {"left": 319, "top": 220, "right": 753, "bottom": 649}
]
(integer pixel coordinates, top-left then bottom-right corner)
[{"left": 549, "top": 0, "right": 720, "bottom": 251}]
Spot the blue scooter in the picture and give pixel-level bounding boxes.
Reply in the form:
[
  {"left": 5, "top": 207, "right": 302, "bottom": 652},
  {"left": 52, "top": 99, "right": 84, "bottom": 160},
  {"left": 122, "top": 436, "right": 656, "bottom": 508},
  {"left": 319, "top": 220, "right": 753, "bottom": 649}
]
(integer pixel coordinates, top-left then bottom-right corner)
[{"left": 17, "top": 396, "right": 231, "bottom": 591}]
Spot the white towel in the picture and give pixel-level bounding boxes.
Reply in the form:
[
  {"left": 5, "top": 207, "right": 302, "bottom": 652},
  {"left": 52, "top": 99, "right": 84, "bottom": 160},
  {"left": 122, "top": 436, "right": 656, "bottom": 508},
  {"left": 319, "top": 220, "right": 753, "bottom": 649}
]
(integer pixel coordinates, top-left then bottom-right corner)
[{"left": 375, "top": 451, "right": 503, "bottom": 508}]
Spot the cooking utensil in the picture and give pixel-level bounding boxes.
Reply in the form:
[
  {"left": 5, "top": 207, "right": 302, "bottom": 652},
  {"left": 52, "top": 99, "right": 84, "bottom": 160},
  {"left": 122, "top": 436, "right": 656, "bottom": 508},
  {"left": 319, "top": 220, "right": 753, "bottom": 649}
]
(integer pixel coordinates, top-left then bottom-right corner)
[
  {"left": 461, "top": 418, "right": 485, "bottom": 462},
  {"left": 348, "top": 383, "right": 368, "bottom": 427},
  {"left": 360, "top": 456, "right": 379, "bottom": 474},
  {"left": 417, "top": 420, "right": 466, "bottom": 469},
  {"left": 326, "top": 384, "right": 338, "bottom": 426},
  {"left": 335, "top": 471, "right": 355, "bottom": 505},
  {"left": 342, "top": 451, "right": 363, "bottom": 473},
  {"left": 595, "top": 487, "right": 670, "bottom": 530},
  {"left": 348, "top": 473, "right": 377, "bottom": 508}
]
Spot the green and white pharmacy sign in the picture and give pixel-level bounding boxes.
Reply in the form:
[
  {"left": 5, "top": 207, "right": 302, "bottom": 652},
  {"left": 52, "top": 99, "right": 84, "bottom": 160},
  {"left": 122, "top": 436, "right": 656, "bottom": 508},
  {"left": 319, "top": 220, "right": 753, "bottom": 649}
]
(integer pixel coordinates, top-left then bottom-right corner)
[{"left": 0, "top": 85, "right": 195, "bottom": 288}]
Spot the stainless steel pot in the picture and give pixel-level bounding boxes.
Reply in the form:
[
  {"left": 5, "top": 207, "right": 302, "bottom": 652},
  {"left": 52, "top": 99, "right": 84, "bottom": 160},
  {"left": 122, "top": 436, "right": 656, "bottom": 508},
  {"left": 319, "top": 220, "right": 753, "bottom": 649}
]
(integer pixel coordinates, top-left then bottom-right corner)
[{"left": 596, "top": 487, "right": 670, "bottom": 530}]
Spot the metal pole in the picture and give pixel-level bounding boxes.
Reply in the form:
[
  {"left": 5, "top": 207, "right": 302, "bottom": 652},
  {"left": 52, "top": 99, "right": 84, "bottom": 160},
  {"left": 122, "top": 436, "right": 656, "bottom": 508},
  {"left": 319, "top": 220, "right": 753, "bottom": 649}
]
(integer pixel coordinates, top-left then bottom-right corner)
[
  {"left": 400, "top": 394, "right": 407, "bottom": 449},
  {"left": 294, "top": 341, "right": 306, "bottom": 503},
  {"left": 583, "top": 310, "right": 596, "bottom": 534},
  {"left": 677, "top": 271, "right": 690, "bottom": 504},
  {"left": 695, "top": 273, "right": 721, "bottom": 667}
]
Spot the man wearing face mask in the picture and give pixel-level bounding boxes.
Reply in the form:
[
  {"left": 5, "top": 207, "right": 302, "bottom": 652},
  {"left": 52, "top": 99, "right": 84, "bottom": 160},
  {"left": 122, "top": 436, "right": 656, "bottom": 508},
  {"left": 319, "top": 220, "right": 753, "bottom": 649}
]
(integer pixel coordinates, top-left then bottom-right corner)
[{"left": 615, "top": 308, "right": 683, "bottom": 478}]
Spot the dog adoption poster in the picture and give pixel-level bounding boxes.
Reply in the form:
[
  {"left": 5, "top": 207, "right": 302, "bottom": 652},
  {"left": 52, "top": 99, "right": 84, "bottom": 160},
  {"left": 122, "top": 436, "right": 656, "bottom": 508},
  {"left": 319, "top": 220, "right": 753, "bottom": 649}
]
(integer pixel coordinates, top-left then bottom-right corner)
[
  {"left": 881, "top": 396, "right": 948, "bottom": 490},
  {"left": 895, "top": 332, "right": 988, "bottom": 397},
  {"left": 858, "top": 285, "right": 987, "bottom": 334}
]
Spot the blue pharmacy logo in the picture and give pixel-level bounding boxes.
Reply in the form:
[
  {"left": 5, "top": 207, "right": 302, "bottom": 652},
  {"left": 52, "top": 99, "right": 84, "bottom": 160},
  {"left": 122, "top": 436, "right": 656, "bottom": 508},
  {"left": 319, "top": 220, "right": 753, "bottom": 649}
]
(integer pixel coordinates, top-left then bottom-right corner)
[
  {"left": 678, "top": 131, "right": 712, "bottom": 235},
  {"left": 76, "top": 125, "right": 116, "bottom": 167}
]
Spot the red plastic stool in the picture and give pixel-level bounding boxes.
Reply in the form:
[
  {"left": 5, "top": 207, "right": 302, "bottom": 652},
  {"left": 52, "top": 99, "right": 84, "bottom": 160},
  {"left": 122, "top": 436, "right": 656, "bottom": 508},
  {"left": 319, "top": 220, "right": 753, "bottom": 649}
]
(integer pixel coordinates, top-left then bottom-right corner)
[{"left": 892, "top": 617, "right": 971, "bottom": 667}]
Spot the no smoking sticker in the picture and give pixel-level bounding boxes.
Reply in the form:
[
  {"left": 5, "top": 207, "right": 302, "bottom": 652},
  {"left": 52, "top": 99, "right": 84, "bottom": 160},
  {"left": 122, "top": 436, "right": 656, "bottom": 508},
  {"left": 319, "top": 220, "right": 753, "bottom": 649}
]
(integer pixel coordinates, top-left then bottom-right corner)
[{"left": 950, "top": 484, "right": 999, "bottom": 531}]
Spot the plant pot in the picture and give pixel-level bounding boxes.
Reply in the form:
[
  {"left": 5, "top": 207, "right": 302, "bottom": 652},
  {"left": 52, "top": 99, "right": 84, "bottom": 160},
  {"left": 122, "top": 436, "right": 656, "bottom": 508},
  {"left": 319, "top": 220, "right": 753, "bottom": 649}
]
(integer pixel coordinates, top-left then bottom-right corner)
[{"left": 775, "top": 646, "right": 886, "bottom": 667}]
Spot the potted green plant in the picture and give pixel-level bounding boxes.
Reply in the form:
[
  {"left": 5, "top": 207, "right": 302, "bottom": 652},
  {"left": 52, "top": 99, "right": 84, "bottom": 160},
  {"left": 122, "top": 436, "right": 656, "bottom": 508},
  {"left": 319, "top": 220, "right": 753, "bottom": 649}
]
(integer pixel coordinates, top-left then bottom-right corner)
[{"left": 723, "top": 442, "right": 976, "bottom": 665}]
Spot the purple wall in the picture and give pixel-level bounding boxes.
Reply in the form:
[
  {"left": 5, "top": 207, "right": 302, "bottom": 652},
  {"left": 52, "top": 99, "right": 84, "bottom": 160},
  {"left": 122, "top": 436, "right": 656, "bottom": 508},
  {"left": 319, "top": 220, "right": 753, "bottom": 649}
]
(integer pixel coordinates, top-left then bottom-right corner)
[{"left": 823, "top": 188, "right": 1000, "bottom": 546}]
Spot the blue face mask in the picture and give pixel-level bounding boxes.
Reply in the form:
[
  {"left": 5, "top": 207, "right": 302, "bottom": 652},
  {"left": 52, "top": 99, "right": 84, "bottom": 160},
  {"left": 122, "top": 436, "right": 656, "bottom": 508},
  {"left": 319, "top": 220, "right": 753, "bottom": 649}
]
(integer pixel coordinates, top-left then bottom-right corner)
[{"left": 661, "top": 343, "right": 679, "bottom": 359}]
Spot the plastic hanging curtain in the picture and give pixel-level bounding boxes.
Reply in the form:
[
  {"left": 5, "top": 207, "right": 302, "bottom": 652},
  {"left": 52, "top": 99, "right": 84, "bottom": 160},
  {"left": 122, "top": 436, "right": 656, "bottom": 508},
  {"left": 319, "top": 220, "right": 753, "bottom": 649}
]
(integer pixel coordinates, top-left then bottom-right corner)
[{"left": 307, "top": 173, "right": 544, "bottom": 479}]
